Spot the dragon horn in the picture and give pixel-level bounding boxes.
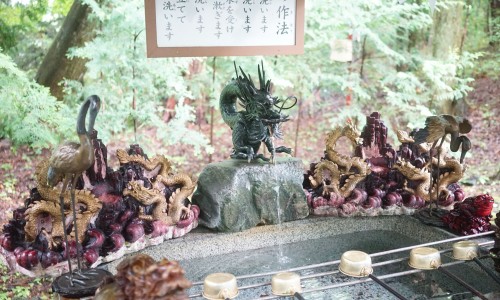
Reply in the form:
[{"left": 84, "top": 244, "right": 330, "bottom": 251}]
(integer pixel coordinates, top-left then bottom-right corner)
[
  {"left": 260, "top": 61, "right": 272, "bottom": 92},
  {"left": 258, "top": 61, "right": 265, "bottom": 90},
  {"left": 243, "top": 66, "right": 258, "bottom": 91},
  {"left": 233, "top": 61, "right": 239, "bottom": 78},
  {"left": 239, "top": 66, "right": 248, "bottom": 81}
]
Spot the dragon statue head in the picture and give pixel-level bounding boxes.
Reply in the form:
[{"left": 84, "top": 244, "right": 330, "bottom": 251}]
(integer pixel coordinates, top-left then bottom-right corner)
[{"left": 233, "top": 61, "right": 295, "bottom": 128}]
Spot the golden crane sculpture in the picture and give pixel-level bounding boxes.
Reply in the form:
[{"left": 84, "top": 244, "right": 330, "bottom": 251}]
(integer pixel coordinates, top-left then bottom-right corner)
[
  {"left": 414, "top": 115, "right": 472, "bottom": 221},
  {"left": 49, "top": 95, "right": 112, "bottom": 297}
]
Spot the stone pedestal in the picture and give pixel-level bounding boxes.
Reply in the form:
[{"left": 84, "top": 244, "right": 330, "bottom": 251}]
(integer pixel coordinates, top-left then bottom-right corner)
[{"left": 192, "top": 158, "right": 309, "bottom": 232}]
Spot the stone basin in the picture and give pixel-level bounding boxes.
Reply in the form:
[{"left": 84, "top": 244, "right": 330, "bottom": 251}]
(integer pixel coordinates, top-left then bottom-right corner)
[{"left": 104, "top": 215, "right": 498, "bottom": 299}]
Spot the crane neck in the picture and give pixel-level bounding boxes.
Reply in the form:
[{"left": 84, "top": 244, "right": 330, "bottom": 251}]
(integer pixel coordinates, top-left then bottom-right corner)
[
  {"left": 76, "top": 98, "right": 91, "bottom": 135},
  {"left": 449, "top": 132, "right": 460, "bottom": 152},
  {"left": 87, "top": 95, "right": 101, "bottom": 134}
]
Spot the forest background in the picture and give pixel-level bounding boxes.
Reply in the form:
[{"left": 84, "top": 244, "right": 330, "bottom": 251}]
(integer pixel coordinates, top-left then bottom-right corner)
[{"left": 0, "top": 0, "right": 499, "bottom": 297}]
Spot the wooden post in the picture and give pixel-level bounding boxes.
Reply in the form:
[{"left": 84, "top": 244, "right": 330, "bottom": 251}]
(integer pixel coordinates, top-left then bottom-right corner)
[{"left": 208, "top": 57, "right": 216, "bottom": 163}]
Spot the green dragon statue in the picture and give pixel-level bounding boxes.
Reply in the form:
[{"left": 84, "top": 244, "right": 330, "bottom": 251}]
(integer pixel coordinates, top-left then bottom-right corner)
[{"left": 220, "top": 61, "right": 296, "bottom": 163}]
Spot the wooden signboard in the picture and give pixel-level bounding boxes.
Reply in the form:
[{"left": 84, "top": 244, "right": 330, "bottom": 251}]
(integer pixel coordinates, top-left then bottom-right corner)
[
  {"left": 144, "top": 0, "right": 304, "bottom": 57},
  {"left": 330, "top": 39, "right": 353, "bottom": 62}
]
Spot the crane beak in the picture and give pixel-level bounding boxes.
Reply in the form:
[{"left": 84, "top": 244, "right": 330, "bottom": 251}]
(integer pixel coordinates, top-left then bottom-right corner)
[
  {"left": 89, "top": 95, "right": 101, "bottom": 111},
  {"left": 91, "top": 100, "right": 100, "bottom": 111}
]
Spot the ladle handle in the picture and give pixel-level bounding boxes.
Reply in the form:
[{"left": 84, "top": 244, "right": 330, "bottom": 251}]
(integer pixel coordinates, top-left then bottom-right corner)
[
  {"left": 473, "top": 257, "right": 500, "bottom": 285},
  {"left": 368, "top": 274, "right": 408, "bottom": 300},
  {"left": 437, "top": 267, "right": 488, "bottom": 300},
  {"left": 293, "top": 292, "right": 306, "bottom": 300}
]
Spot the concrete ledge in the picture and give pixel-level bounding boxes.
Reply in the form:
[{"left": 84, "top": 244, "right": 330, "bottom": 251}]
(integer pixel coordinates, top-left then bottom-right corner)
[{"left": 103, "top": 215, "right": 460, "bottom": 273}]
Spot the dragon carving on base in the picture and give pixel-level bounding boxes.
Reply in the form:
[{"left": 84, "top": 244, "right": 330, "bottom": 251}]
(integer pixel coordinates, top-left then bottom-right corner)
[
  {"left": 304, "top": 112, "right": 470, "bottom": 217},
  {"left": 220, "top": 61, "right": 295, "bottom": 163},
  {"left": 393, "top": 160, "right": 431, "bottom": 202},
  {"left": 24, "top": 160, "right": 102, "bottom": 247},
  {"left": 393, "top": 132, "right": 466, "bottom": 205},
  {"left": 116, "top": 149, "right": 196, "bottom": 226},
  {"left": 123, "top": 182, "right": 191, "bottom": 226},
  {"left": 430, "top": 156, "right": 466, "bottom": 205},
  {"left": 310, "top": 123, "right": 371, "bottom": 200},
  {"left": 1, "top": 138, "right": 200, "bottom": 274}
]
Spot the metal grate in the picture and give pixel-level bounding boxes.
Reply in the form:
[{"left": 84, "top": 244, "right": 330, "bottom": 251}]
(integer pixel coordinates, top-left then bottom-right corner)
[{"left": 188, "top": 231, "right": 498, "bottom": 299}]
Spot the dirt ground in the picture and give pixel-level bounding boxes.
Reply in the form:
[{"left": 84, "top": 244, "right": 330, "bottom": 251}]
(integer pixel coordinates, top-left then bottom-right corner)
[{"left": 460, "top": 77, "right": 500, "bottom": 207}]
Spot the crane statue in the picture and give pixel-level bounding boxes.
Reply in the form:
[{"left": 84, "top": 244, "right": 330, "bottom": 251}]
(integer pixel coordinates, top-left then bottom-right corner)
[
  {"left": 414, "top": 114, "right": 472, "bottom": 224},
  {"left": 49, "top": 95, "right": 112, "bottom": 298}
]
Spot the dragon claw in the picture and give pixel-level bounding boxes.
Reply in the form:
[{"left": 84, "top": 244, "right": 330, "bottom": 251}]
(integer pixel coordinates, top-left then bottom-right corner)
[
  {"left": 254, "top": 154, "right": 269, "bottom": 162},
  {"left": 275, "top": 146, "right": 292, "bottom": 155},
  {"left": 180, "top": 206, "right": 191, "bottom": 219}
]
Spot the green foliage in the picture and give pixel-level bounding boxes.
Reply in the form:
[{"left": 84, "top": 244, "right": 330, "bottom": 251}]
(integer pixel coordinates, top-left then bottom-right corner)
[
  {"left": 11, "top": 286, "right": 30, "bottom": 299},
  {"left": 491, "top": 17, "right": 500, "bottom": 44},
  {"left": 0, "top": 262, "right": 54, "bottom": 300},
  {"left": 0, "top": 263, "right": 30, "bottom": 300},
  {"left": 0, "top": 0, "right": 47, "bottom": 51},
  {"left": 377, "top": 50, "right": 478, "bottom": 128},
  {"left": 0, "top": 50, "right": 74, "bottom": 149},
  {"left": 65, "top": 0, "right": 214, "bottom": 156},
  {"left": 64, "top": 0, "right": 484, "bottom": 149},
  {"left": 463, "top": 0, "right": 491, "bottom": 51},
  {"left": 297, "top": 0, "right": 479, "bottom": 131},
  {"left": 469, "top": 49, "right": 500, "bottom": 79},
  {"left": 1, "top": 0, "right": 492, "bottom": 154},
  {"left": 156, "top": 101, "right": 212, "bottom": 154},
  {"left": 421, "top": 52, "right": 477, "bottom": 101},
  {"left": 50, "top": 0, "right": 72, "bottom": 16},
  {"left": 0, "top": 0, "right": 72, "bottom": 74},
  {"left": 459, "top": 0, "right": 500, "bottom": 79}
]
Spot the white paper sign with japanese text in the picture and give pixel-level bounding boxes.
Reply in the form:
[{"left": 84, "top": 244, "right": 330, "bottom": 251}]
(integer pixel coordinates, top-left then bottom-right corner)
[{"left": 145, "top": 0, "right": 304, "bottom": 57}]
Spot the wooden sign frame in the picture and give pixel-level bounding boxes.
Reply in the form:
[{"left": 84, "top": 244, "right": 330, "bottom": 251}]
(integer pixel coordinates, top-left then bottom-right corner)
[{"left": 144, "top": 0, "right": 304, "bottom": 57}]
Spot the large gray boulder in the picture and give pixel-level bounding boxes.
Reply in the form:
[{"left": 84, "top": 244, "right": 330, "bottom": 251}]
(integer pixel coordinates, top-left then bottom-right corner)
[{"left": 192, "top": 158, "right": 309, "bottom": 232}]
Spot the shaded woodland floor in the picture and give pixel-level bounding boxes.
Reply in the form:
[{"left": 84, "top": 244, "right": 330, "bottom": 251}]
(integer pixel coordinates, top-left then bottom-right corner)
[{"left": 0, "top": 77, "right": 498, "bottom": 299}]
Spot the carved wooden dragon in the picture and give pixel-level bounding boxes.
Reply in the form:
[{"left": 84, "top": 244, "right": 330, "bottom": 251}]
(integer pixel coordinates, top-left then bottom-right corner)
[
  {"left": 116, "top": 149, "right": 195, "bottom": 226},
  {"left": 311, "top": 123, "right": 370, "bottom": 198},
  {"left": 393, "top": 160, "right": 431, "bottom": 202},
  {"left": 394, "top": 131, "right": 465, "bottom": 202},
  {"left": 430, "top": 156, "right": 465, "bottom": 200},
  {"left": 24, "top": 160, "right": 102, "bottom": 246},
  {"left": 116, "top": 149, "right": 172, "bottom": 179},
  {"left": 123, "top": 181, "right": 190, "bottom": 225},
  {"left": 324, "top": 124, "right": 364, "bottom": 172},
  {"left": 312, "top": 160, "right": 341, "bottom": 197},
  {"left": 24, "top": 200, "right": 63, "bottom": 247}
]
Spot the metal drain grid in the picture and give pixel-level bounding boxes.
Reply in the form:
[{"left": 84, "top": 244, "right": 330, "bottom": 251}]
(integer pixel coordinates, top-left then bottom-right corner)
[{"left": 187, "top": 231, "right": 498, "bottom": 299}]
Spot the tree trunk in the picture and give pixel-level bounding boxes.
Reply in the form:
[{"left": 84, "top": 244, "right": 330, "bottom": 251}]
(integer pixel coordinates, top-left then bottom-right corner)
[
  {"left": 208, "top": 57, "right": 217, "bottom": 163},
  {"left": 35, "top": 0, "right": 97, "bottom": 100},
  {"left": 491, "top": 0, "right": 500, "bottom": 46},
  {"left": 428, "top": 2, "right": 465, "bottom": 59},
  {"left": 458, "top": 1, "right": 471, "bottom": 55},
  {"left": 293, "top": 93, "right": 303, "bottom": 157}
]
